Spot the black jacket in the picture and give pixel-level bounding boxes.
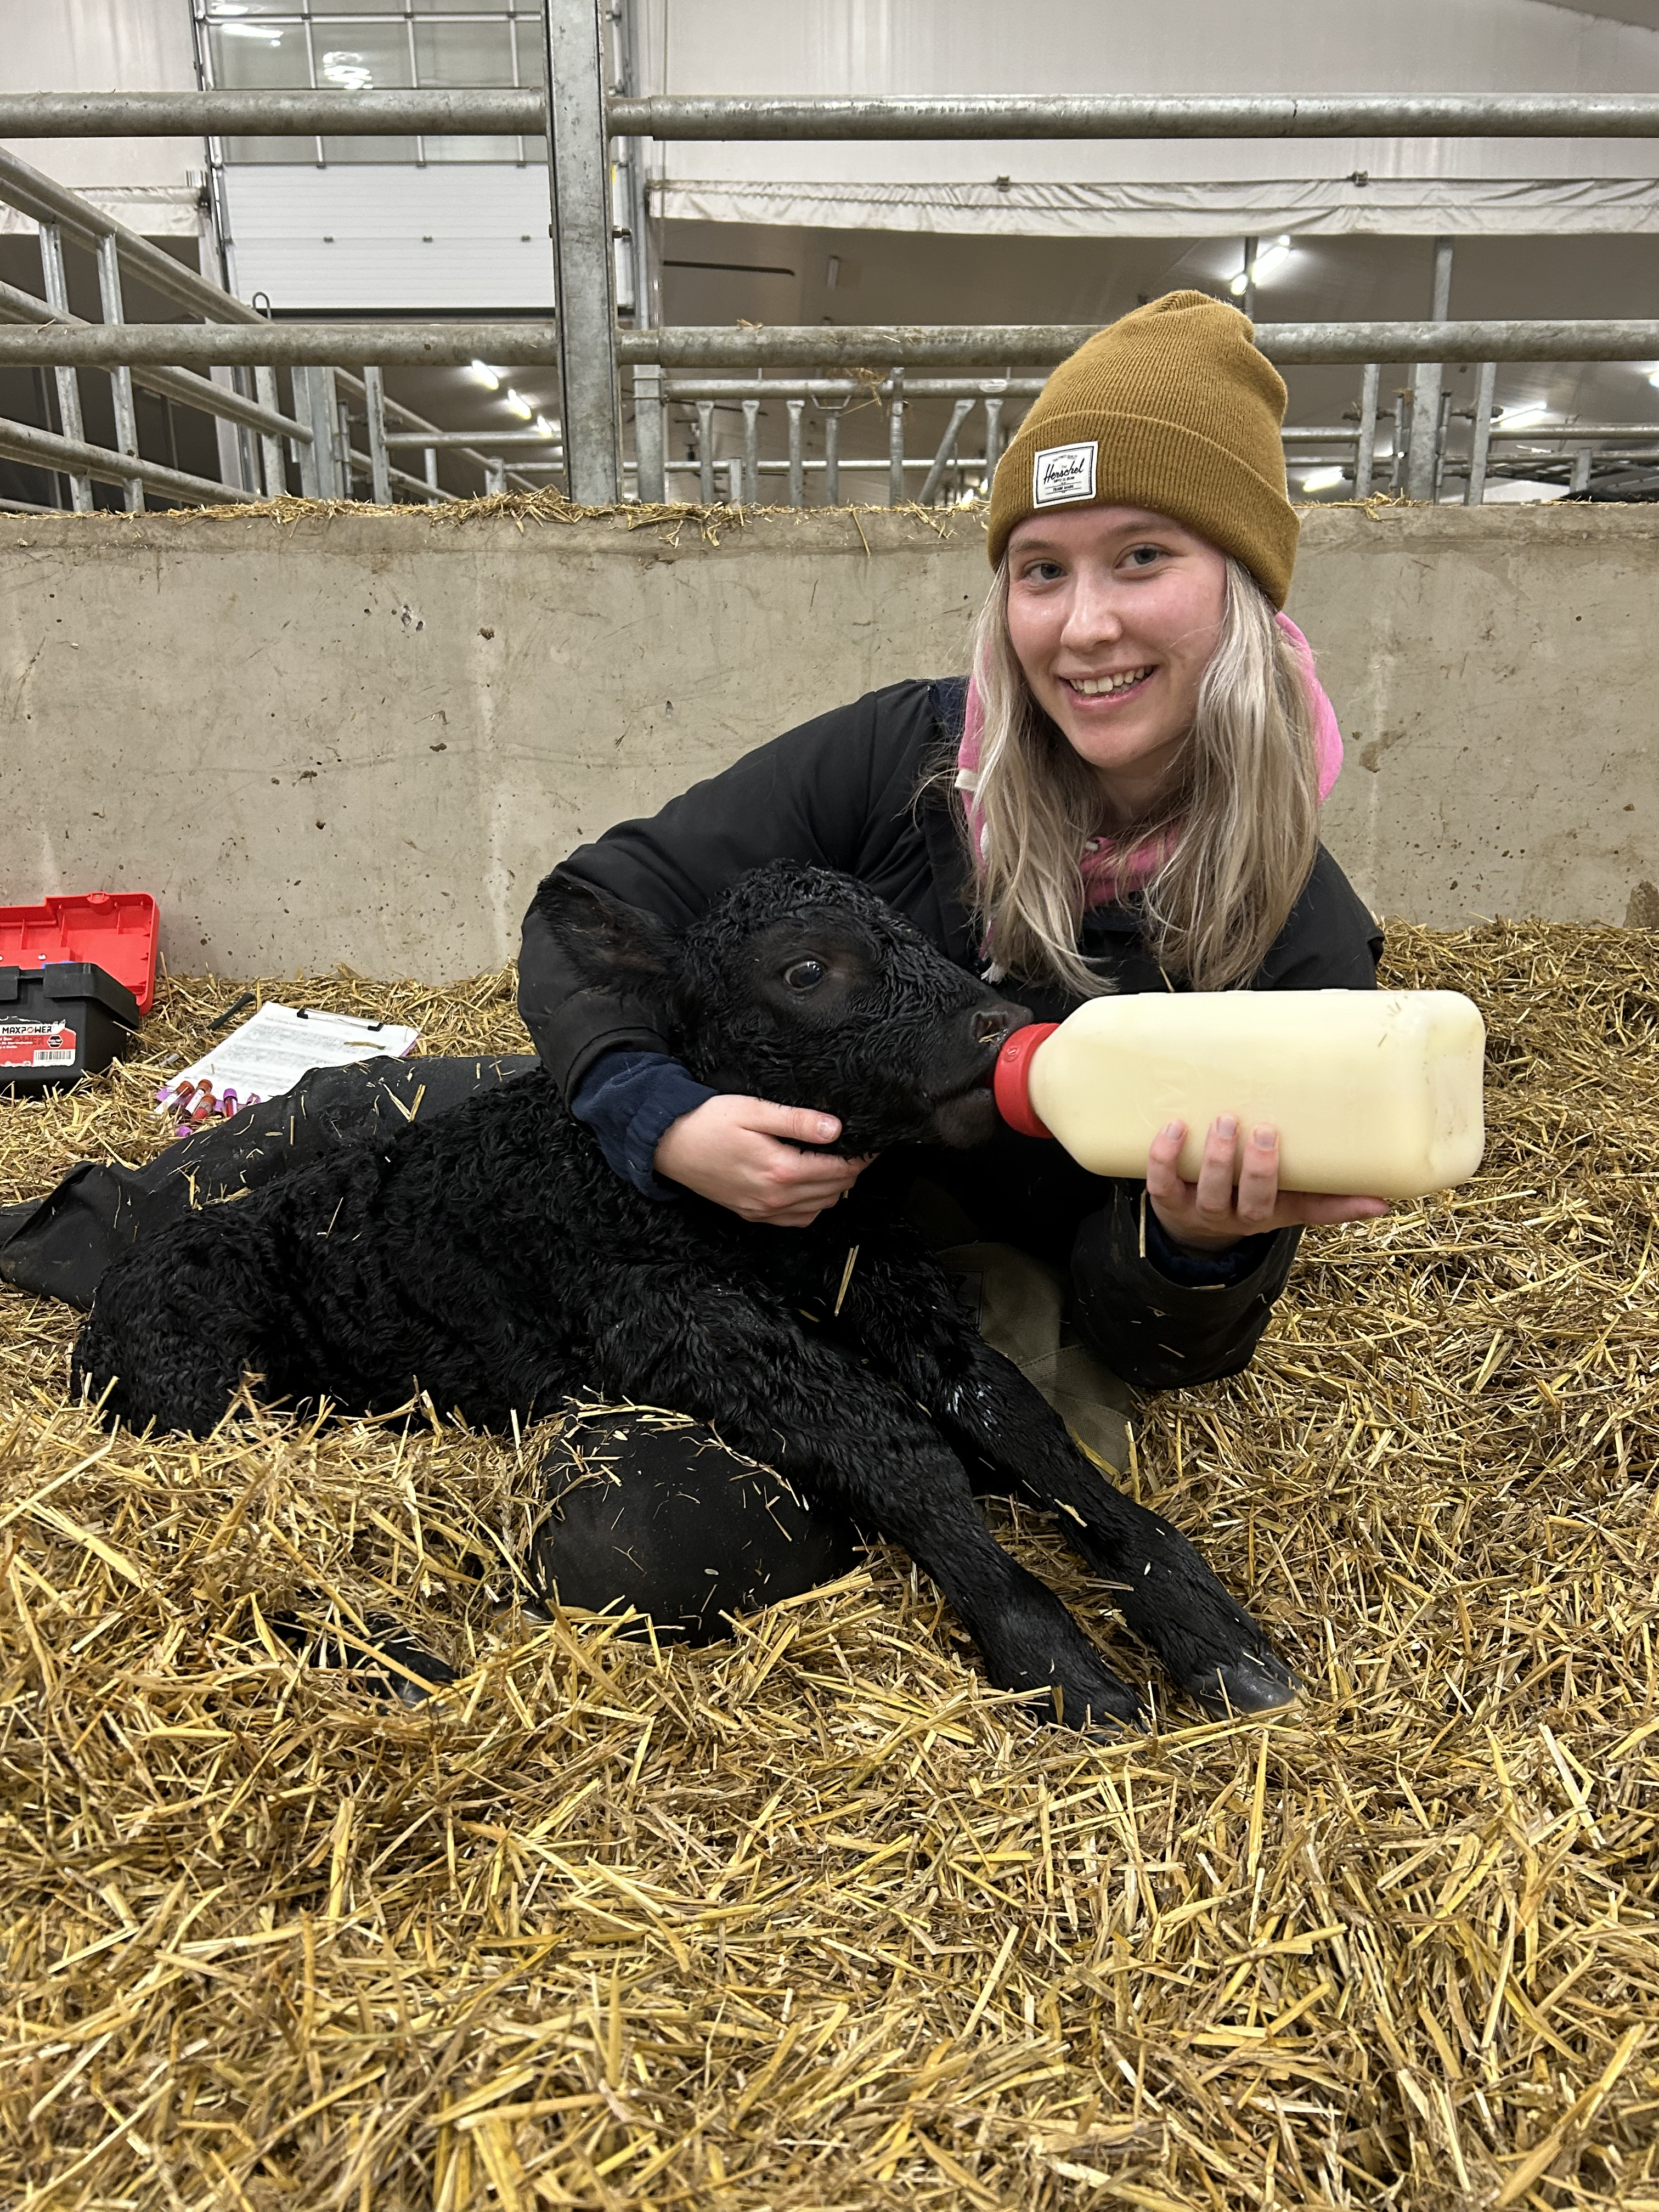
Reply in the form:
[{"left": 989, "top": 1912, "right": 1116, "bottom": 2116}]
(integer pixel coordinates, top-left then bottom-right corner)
[{"left": 518, "top": 678, "right": 1384, "bottom": 1390}]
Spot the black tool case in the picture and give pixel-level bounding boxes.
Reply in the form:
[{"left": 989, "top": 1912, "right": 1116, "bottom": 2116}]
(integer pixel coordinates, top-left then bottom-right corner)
[{"left": 0, "top": 962, "right": 142, "bottom": 1091}]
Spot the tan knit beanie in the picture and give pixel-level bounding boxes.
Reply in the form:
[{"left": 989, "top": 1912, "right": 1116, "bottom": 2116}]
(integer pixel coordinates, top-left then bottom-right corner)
[{"left": 986, "top": 290, "right": 1298, "bottom": 606}]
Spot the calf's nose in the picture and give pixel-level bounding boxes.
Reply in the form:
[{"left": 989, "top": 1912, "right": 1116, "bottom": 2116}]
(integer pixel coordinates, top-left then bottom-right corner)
[{"left": 970, "top": 1002, "right": 1030, "bottom": 1050}]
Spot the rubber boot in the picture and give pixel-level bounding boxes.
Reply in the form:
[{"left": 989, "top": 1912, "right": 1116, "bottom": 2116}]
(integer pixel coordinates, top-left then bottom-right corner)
[{"left": 939, "top": 1239, "right": 1133, "bottom": 1475}]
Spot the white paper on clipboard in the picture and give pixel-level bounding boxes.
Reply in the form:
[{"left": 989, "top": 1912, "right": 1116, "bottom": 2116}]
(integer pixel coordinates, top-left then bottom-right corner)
[{"left": 158, "top": 1001, "right": 420, "bottom": 1111}]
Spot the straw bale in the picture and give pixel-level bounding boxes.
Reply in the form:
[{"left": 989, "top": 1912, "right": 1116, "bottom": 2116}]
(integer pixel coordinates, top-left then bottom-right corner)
[{"left": 2, "top": 922, "right": 1656, "bottom": 2209}]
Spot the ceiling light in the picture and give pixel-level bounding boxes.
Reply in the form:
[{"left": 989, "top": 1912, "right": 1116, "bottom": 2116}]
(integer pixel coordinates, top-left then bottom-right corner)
[
  {"left": 217, "top": 21, "right": 283, "bottom": 36},
  {"left": 469, "top": 360, "right": 501, "bottom": 390},
  {"left": 208, "top": 2, "right": 250, "bottom": 14},
  {"left": 1498, "top": 402, "right": 1550, "bottom": 431},
  {"left": 320, "top": 51, "right": 373, "bottom": 91},
  {"left": 1645, "top": 365, "right": 1659, "bottom": 388},
  {"left": 1231, "top": 234, "right": 1293, "bottom": 295},
  {"left": 504, "top": 390, "right": 533, "bottom": 421},
  {"left": 534, "top": 414, "right": 557, "bottom": 438},
  {"left": 1300, "top": 466, "right": 1347, "bottom": 492}
]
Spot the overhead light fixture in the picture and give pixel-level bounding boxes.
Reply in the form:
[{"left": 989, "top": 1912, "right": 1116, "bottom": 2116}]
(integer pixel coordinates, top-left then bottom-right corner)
[
  {"left": 1498, "top": 401, "right": 1550, "bottom": 431},
  {"left": 1231, "top": 234, "right": 1293, "bottom": 296},
  {"left": 469, "top": 359, "right": 501, "bottom": 390},
  {"left": 1645, "top": 365, "right": 1659, "bottom": 388},
  {"left": 534, "top": 414, "right": 557, "bottom": 438},
  {"left": 320, "top": 50, "right": 373, "bottom": 91},
  {"left": 218, "top": 20, "right": 283, "bottom": 36},
  {"left": 504, "top": 390, "right": 533, "bottom": 420},
  {"left": 1300, "top": 466, "right": 1347, "bottom": 493}
]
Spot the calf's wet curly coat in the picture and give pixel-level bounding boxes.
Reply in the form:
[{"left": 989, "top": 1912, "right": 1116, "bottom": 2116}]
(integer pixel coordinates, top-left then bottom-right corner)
[{"left": 74, "top": 864, "right": 1293, "bottom": 1726}]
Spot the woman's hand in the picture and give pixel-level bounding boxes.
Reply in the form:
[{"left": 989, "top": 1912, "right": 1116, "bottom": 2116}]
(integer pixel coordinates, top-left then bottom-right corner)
[
  {"left": 654, "top": 1094, "right": 873, "bottom": 1226},
  {"left": 1146, "top": 1117, "right": 1389, "bottom": 1254}
]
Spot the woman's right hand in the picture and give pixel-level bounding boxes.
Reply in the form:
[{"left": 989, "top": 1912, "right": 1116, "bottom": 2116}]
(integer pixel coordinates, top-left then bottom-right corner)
[{"left": 653, "top": 1094, "right": 873, "bottom": 1226}]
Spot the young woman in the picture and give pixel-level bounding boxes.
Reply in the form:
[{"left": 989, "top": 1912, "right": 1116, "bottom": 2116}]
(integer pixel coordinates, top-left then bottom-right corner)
[{"left": 518, "top": 290, "right": 1386, "bottom": 1414}]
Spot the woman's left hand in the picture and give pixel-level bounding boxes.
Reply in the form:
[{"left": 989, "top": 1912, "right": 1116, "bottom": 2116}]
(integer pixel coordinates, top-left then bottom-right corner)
[{"left": 1146, "top": 1117, "right": 1390, "bottom": 1255}]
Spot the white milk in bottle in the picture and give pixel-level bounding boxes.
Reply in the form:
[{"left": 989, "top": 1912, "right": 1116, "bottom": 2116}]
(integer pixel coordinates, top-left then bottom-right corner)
[{"left": 991, "top": 991, "right": 1486, "bottom": 1200}]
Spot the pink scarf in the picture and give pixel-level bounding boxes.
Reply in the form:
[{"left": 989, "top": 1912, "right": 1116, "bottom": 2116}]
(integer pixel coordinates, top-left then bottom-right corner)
[{"left": 955, "top": 611, "right": 1344, "bottom": 907}]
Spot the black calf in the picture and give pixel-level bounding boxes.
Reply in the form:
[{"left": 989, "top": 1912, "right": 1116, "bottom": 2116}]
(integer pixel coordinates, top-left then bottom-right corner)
[{"left": 73, "top": 863, "right": 1293, "bottom": 1726}]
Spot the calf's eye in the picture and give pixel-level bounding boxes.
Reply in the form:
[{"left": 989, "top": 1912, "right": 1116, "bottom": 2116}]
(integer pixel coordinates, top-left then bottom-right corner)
[{"left": 783, "top": 958, "right": 825, "bottom": 992}]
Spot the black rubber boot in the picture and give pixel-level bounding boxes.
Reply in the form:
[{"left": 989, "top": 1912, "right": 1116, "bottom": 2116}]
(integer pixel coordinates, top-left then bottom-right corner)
[{"left": 529, "top": 1406, "right": 865, "bottom": 1645}]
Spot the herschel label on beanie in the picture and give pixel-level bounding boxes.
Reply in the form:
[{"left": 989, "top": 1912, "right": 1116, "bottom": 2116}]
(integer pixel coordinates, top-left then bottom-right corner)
[{"left": 1032, "top": 440, "right": 1098, "bottom": 507}]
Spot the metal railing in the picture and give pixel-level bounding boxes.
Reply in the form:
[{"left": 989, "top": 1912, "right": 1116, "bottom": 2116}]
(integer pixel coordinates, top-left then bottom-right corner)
[
  {"left": 5, "top": 41, "right": 1659, "bottom": 511},
  {"left": 0, "top": 142, "right": 554, "bottom": 512},
  {"left": 12, "top": 89, "right": 1659, "bottom": 139}
]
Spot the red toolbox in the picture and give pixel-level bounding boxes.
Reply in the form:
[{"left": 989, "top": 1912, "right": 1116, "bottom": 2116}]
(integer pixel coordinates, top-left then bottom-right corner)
[
  {"left": 0, "top": 892, "right": 159, "bottom": 1013},
  {"left": 0, "top": 893, "right": 157, "bottom": 1091}
]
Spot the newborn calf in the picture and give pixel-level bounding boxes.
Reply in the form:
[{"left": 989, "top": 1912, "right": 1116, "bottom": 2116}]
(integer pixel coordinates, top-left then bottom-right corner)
[{"left": 74, "top": 863, "right": 1293, "bottom": 1727}]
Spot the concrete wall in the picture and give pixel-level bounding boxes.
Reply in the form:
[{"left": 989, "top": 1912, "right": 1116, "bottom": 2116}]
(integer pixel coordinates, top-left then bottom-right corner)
[{"left": 1, "top": 503, "right": 1654, "bottom": 979}]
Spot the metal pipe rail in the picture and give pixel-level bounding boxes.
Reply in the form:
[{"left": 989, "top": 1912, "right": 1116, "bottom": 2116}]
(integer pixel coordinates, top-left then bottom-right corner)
[
  {"left": 0, "top": 278, "right": 309, "bottom": 448},
  {"left": 1488, "top": 422, "right": 1659, "bottom": 440},
  {"left": 8, "top": 320, "right": 1659, "bottom": 372},
  {"left": 661, "top": 377, "right": 1048, "bottom": 399},
  {"left": 0, "top": 133, "right": 524, "bottom": 506},
  {"left": 0, "top": 144, "right": 268, "bottom": 331},
  {"left": 9, "top": 90, "right": 1659, "bottom": 140},
  {"left": 0, "top": 415, "right": 246, "bottom": 504},
  {"left": 382, "top": 431, "right": 563, "bottom": 449}
]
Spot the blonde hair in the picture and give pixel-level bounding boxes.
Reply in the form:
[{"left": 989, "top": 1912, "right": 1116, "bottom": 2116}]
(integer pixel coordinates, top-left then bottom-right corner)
[{"left": 965, "top": 556, "right": 1319, "bottom": 996}]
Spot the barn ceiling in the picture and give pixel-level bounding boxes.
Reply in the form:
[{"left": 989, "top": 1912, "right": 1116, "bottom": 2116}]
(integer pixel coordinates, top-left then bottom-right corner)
[{"left": 1549, "top": 2, "right": 1659, "bottom": 27}]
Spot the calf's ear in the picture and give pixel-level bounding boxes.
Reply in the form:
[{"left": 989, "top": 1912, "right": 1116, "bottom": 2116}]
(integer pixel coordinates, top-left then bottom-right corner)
[{"left": 528, "top": 873, "right": 679, "bottom": 1008}]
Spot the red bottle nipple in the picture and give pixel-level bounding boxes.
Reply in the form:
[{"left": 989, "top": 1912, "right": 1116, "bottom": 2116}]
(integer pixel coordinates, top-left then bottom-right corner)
[{"left": 991, "top": 1022, "right": 1059, "bottom": 1139}]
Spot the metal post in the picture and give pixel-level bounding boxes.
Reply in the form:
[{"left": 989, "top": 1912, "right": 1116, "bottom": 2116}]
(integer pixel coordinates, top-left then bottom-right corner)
[
  {"left": 364, "top": 364, "right": 391, "bottom": 504},
  {"left": 613, "top": 0, "right": 655, "bottom": 329},
  {"left": 696, "top": 399, "right": 715, "bottom": 502},
  {"left": 312, "top": 369, "right": 344, "bottom": 496},
  {"left": 823, "top": 405, "right": 840, "bottom": 504},
  {"left": 37, "top": 223, "right": 92, "bottom": 511},
  {"left": 544, "top": 0, "right": 620, "bottom": 503},
  {"left": 485, "top": 457, "right": 507, "bottom": 495},
  {"left": 1405, "top": 235, "right": 1453, "bottom": 500},
  {"left": 786, "top": 398, "right": 804, "bottom": 506},
  {"left": 632, "top": 362, "right": 664, "bottom": 501},
  {"left": 984, "top": 392, "right": 1005, "bottom": 487},
  {"left": 1353, "top": 363, "right": 1379, "bottom": 496},
  {"left": 1390, "top": 399, "right": 1408, "bottom": 493},
  {"left": 918, "top": 395, "right": 975, "bottom": 504},
  {"left": 1570, "top": 448, "right": 1593, "bottom": 494},
  {"left": 424, "top": 445, "right": 439, "bottom": 498},
  {"left": 742, "top": 396, "right": 760, "bottom": 503},
  {"left": 726, "top": 455, "right": 741, "bottom": 504},
  {"left": 292, "top": 368, "right": 319, "bottom": 495},
  {"left": 888, "top": 366, "right": 905, "bottom": 505},
  {"left": 93, "top": 235, "right": 142, "bottom": 512},
  {"left": 207, "top": 368, "right": 251, "bottom": 492},
  {"left": 336, "top": 397, "right": 354, "bottom": 497},
  {"left": 1465, "top": 360, "right": 1496, "bottom": 505},
  {"left": 297, "top": 366, "right": 343, "bottom": 496},
  {"left": 1433, "top": 390, "right": 1453, "bottom": 499},
  {"left": 1240, "top": 234, "right": 1258, "bottom": 323},
  {"left": 254, "top": 365, "right": 285, "bottom": 495}
]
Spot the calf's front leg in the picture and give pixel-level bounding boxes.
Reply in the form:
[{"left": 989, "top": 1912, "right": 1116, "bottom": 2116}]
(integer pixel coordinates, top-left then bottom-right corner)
[
  {"left": 831, "top": 1245, "right": 1296, "bottom": 1717},
  {"left": 586, "top": 1269, "right": 1142, "bottom": 1729}
]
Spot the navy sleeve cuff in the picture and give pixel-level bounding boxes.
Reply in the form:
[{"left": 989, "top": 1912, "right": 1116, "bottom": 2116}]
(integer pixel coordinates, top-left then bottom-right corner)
[
  {"left": 1141, "top": 1198, "right": 1274, "bottom": 1288},
  {"left": 568, "top": 1049, "right": 717, "bottom": 1200}
]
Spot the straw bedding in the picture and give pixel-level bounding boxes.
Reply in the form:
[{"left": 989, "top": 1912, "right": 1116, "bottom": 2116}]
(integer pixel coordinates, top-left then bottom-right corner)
[{"left": 2, "top": 921, "right": 1655, "bottom": 2211}]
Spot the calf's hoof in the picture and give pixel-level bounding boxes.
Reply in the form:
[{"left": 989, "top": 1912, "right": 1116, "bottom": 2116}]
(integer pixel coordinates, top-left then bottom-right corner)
[
  {"left": 270, "top": 1605, "right": 459, "bottom": 1705},
  {"left": 1187, "top": 1647, "right": 1298, "bottom": 1718},
  {"left": 1032, "top": 1663, "right": 1143, "bottom": 1733}
]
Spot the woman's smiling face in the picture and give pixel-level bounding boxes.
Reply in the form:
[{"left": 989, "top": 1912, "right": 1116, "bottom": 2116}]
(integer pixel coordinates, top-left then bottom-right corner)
[{"left": 1003, "top": 504, "right": 1229, "bottom": 824}]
